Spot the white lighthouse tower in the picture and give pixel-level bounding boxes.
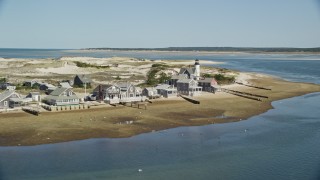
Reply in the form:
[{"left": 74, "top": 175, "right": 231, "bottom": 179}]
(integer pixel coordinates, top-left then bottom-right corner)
[{"left": 194, "top": 59, "right": 200, "bottom": 80}]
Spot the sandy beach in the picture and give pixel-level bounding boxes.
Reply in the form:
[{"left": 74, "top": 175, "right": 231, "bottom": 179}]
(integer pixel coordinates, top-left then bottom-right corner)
[{"left": 1, "top": 73, "right": 319, "bottom": 146}]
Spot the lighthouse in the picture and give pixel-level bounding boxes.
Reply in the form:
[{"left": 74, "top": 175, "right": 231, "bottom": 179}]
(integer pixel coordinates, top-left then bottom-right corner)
[{"left": 194, "top": 59, "right": 200, "bottom": 80}]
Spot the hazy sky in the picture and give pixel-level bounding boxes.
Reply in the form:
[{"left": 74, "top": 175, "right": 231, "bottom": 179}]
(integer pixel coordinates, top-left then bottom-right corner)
[{"left": 0, "top": 0, "right": 319, "bottom": 49}]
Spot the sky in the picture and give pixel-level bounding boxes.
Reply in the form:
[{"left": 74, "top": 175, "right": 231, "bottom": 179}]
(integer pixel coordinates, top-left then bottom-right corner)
[{"left": 0, "top": 0, "right": 319, "bottom": 49}]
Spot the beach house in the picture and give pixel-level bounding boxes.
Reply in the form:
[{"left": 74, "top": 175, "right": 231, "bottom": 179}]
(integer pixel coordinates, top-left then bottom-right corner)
[
  {"left": 198, "top": 78, "right": 218, "bottom": 92},
  {"left": 155, "top": 84, "right": 178, "bottom": 98},
  {"left": 0, "top": 90, "right": 22, "bottom": 109},
  {"left": 44, "top": 88, "right": 80, "bottom": 106},
  {"left": 92, "top": 84, "right": 121, "bottom": 103},
  {"left": 168, "top": 74, "right": 188, "bottom": 87},
  {"left": 178, "top": 59, "right": 201, "bottom": 80},
  {"left": 74, "top": 74, "right": 92, "bottom": 87},
  {"left": 177, "top": 79, "right": 202, "bottom": 96},
  {"left": 117, "top": 82, "right": 145, "bottom": 102},
  {"left": 142, "top": 87, "right": 159, "bottom": 98},
  {"left": 92, "top": 83, "right": 145, "bottom": 104}
]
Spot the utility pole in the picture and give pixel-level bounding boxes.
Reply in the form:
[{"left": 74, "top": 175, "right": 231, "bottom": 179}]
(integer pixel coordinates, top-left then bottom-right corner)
[{"left": 84, "top": 82, "right": 87, "bottom": 101}]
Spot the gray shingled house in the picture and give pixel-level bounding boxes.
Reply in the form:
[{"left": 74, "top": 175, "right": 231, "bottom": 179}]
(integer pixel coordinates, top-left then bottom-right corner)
[
  {"left": 0, "top": 90, "right": 22, "bottom": 109},
  {"left": 44, "top": 88, "right": 80, "bottom": 106},
  {"left": 117, "top": 82, "right": 146, "bottom": 102},
  {"left": 177, "top": 79, "right": 202, "bottom": 96},
  {"left": 92, "top": 83, "right": 144, "bottom": 103},
  {"left": 168, "top": 74, "right": 188, "bottom": 87},
  {"left": 74, "top": 74, "right": 92, "bottom": 87},
  {"left": 198, "top": 78, "right": 218, "bottom": 92},
  {"left": 92, "top": 84, "right": 121, "bottom": 102},
  {"left": 142, "top": 87, "right": 159, "bottom": 98},
  {"left": 179, "top": 67, "right": 196, "bottom": 79},
  {"left": 155, "top": 84, "right": 178, "bottom": 98}
]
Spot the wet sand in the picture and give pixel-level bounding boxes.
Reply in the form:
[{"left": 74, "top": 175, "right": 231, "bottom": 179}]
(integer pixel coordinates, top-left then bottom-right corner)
[{"left": 0, "top": 75, "right": 319, "bottom": 146}]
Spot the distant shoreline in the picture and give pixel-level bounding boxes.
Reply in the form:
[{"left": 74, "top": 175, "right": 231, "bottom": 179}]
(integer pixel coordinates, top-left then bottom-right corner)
[{"left": 81, "top": 47, "right": 320, "bottom": 54}]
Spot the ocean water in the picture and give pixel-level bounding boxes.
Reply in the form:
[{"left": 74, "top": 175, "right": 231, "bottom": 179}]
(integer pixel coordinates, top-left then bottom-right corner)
[
  {"left": 1, "top": 48, "right": 320, "bottom": 84},
  {"left": 0, "top": 93, "right": 320, "bottom": 180},
  {"left": 0, "top": 49, "right": 320, "bottom": 180}
]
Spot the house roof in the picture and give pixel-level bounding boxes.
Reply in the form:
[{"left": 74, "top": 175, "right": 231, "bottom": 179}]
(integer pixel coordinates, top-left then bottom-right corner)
[
  {"left": 116, "top": 82, "right": 132, "bottom": 90},
  {"left": 40, "top": 83, "right": 56, "bottom": 88},
  {"left": 59, "top": 82, "right": 72, "bottom": 88},
  {"left": 9, "top": 98, "right": 24, "bottom": 102},
  {"left": 76, "top": 74, "right": 92, "bottom": 83},
  {"left": 46, "top": 95, "right": 79, "bottom": 101},
  {"left": 135, "top": 87, "right": 142, "bottom": 92},
  {"left": 49, "top": 87, "right": 69, "bottom": 96},
  {"left": 144, "top": 87, "right": 157, "bottom": 91},
  {"left": 171, "top": 74, "right": 188, "bottom": 80},
  {"left": 0, "top": 90, "right": 20, "bottom": 102},
  {"left": 46, "top": 88, "right": 79, "bottom": 100},
  {"left": 179, "top": 67, "right": 195, "bottom": 75},
  {"left": 177, "top": 79, "right": 196, "bottom": 83},
  {"left": 93, "top": 84, "right": 114, "bottom": 92},
  {"left": 155, "top": 84, "right": 175, "bottom": 90},
  {"left": 198, "top": 78, "right": 216, "bottom": 83}
]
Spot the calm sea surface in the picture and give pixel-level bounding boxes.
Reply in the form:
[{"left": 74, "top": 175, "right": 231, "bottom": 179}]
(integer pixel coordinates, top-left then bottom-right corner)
[
  {"left": 0, "top": 49, "right": 320, "bottom": 180},
  {"left": 1, "top": 48, "right": 320, "bottom": 84}
]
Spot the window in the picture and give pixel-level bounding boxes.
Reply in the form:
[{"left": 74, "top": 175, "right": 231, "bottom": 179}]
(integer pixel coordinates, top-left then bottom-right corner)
[{"left": 4, "top": 101, "right": 7, "bottom": 106}]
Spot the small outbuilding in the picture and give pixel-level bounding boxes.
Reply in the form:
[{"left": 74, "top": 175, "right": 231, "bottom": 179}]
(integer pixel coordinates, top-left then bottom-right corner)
[
  {"left": 26, "top": 92, "right": 41, "bottom": 102},
  {"left": 142, "top": 87, "right": 159, "bottom": 98}
]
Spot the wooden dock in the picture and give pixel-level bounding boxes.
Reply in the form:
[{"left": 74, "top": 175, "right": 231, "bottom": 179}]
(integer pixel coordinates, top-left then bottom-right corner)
[
  {"left": 22, "top": 107, "right": 40, "bottom": 116},
  {"left": 236, "top": 82, "right": 272, "bottom": 90},
  {"left": 179, "top": 95, "right": 200, "bottom": 104},
  {"left": 221, "top": 88, "right": 267, "bottom": 101}
]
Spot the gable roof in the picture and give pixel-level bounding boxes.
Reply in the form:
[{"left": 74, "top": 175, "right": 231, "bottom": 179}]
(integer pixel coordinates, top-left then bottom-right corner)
[
  {"left": 40, "top": 83, "right": 56, "bottom": 88},
  {"left": 155, "top": 84, "right": 176, "bottom": 90},
  {"left": 0, "top": 90, "right": 20, "bottom": 102},
  {"left": 46, "top": 88, "right": 79, "bottom": 100},
  {"left": 75, "top": 74, "right": 92, "bottom": 83},
  {"left": 179, "top": 67, "right": 195, "bottom": 75},
  {"left": 49, "top": 87, "right": 69, "bottom": 96},
  {"left": 171, "top": 74, "right": 188, "bottom": 80},
  {"left": 177, "top": 79, "right": 196, "bottom": 83},
  {"left": 198, "top": 78, "right": 216, "bottom": 83},
  {"left": 144, "top": 87, "right": 157, "bottom": 91},
  {"left": 116, "top": 82, "right": 133, "bottom": 90},
  {"left": 59, "top": 82, "right": 72, "bottom": 88},
  {"left": 93, "top": 84, "right": 114, "bottom": 92}
]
